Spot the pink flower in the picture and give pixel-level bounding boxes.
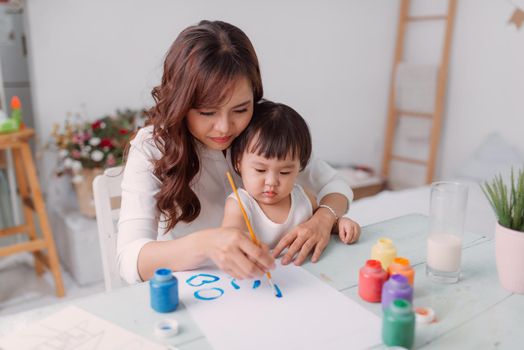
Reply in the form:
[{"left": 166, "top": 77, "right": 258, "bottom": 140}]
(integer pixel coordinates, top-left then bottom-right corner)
[
  {"left": 70, "top": 150, "right": 81, "bottom": 159},
  {"left": 106, "top": 157, "right": 116, "bottom": 166},
  {"left": 72, "top": 134, "right": 83, "bottom": 144}
]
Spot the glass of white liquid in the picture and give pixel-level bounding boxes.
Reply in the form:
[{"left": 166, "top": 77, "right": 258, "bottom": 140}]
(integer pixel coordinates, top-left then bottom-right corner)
[{"left": 426, "top": 181, "right": 468, "bottom": 283}]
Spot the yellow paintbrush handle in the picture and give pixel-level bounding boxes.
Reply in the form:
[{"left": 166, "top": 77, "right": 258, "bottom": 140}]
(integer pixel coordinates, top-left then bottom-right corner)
[{"left": 226, "top": 171, "right": 260, "bottom": 245}]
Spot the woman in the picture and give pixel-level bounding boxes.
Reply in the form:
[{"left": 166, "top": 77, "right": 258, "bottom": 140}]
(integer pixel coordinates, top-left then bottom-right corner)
[{"left": 117, "top": 20, "right": 353, "bottom": 284}]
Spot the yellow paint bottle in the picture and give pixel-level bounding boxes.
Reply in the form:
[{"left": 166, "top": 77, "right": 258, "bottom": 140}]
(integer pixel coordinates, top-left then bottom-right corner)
[{"left": 371, "top": 237, "right": 397, "bottom": 269}]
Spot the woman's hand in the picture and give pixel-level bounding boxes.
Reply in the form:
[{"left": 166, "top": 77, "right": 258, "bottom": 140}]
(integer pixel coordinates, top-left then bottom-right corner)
[
  {"left": 202, "top": 227, "right": 275, "bottom": 280},
  {"left": 272, "top": 209, "right": 336, "bottom": 265}
]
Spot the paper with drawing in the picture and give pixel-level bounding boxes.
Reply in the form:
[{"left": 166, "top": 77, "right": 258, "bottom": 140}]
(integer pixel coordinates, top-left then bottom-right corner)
[
  {"left": 0, "top": 305, "right": 165, "bottom": 350},
  {"left": 175, "top": 262, "right": 381, "bottom": 350}
]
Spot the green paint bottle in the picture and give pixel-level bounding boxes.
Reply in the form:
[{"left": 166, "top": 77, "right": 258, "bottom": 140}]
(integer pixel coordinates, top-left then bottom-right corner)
[{"left": 382, "top": 299, "right": 415, "bottom": 349}]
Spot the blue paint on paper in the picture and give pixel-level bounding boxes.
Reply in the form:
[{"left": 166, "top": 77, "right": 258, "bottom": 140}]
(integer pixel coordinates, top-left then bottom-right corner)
[
  {"left": 230, "top": 278, "right": 240, "bottom": 290},
  {"left": 194, "top": 287, "right": 224, "bottom": 300},
  {"left": 186, "top": 274, "right": 220, "bottom": 287},
  {"left": 274, "top": 284, "right": 283, "bottom": 298},
  {"left": 252, "top": 280, "right": 261, "bottom": 289}
]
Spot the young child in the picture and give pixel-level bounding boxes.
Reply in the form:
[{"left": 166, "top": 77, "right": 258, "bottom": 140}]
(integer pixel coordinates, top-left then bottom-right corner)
[{"left": 222, "top": 100, "right": 361, "bottom": 255}]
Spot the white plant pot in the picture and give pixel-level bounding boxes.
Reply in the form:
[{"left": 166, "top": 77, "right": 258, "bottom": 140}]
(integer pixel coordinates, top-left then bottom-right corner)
[{"left": 495, "top": 222, "right": 524, "bottom": 294}]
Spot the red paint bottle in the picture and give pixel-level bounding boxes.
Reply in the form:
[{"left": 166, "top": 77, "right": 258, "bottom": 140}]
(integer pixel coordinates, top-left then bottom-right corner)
[{"left": 359, "top": 259, "right": 389, "bottom": 302}]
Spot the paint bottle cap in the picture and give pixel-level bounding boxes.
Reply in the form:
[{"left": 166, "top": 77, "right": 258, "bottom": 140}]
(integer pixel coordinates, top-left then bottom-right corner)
[
  {"left": 365, "top": 259, "right": 383, "bottom": 270},
  {"left": 154, "top": 319, "right": 179, "bottom": 338},
  {"left": 389, "top": 274, "right": 409, "bottom": 287},
  {"left": 154, "top": 268, "right": 174, "bottom": 282},
  {"left": 415, "top": 307, "right": 435, "bottom": 324}
]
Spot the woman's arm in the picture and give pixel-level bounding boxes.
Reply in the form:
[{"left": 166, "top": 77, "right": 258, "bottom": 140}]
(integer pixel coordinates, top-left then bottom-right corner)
[
  {"left": 136, "top": 230, "right": 211, "bottom": 280},
  {"left": 121, "top": 198, "right": 274, "bottom": 282},
  {"left": 117, "top": 128, "right": 163, "bottom": 283},
  {"left": 117, "top": 128, "right": 212, "bottom": 282}
]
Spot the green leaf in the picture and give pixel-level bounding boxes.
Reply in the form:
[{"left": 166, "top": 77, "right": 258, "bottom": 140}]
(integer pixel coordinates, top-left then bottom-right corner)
[{"left": 482, "top": 166, "right": 524, "bottom": 232}]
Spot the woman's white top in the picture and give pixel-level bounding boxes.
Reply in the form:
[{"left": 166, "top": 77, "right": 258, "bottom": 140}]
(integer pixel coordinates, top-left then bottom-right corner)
[
  {"left": 228, "top": 184, "right": 313, "bottom": 249},
  {"left": 117, "top": 126, "right": 353, "bottom": 283}
]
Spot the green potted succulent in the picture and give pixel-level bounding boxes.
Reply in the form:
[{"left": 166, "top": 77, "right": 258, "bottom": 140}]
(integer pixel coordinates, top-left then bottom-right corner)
[{"left": 481, "top": 168, "right": 524, "bottom": 293}]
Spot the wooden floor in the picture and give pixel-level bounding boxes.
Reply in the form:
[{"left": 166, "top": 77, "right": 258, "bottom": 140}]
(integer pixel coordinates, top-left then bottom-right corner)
[{"left": 0, "top": 255, "right": 103, "bottom": 317}]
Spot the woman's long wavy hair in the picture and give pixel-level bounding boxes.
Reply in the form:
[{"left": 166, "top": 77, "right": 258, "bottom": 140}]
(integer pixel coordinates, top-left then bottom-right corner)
[{"left": 146, "top": 20, "right": 263, "bottom": 232}]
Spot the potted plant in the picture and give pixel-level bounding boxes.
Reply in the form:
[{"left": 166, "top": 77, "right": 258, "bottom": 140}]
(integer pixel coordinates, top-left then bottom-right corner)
[{"left": 481, "top": 168, "right": 524, "bottom": 293}]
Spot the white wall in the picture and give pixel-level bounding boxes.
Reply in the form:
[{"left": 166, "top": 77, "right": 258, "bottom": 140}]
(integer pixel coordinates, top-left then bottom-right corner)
[
  {"left": 24, "top": 0, "right": 524, "bottom": 184},
  {"left": 24, "top": 0, "right": 397, "bottom": 181},
  {"left": 440, "top": 0, "right": 524, "bottom": 178}
]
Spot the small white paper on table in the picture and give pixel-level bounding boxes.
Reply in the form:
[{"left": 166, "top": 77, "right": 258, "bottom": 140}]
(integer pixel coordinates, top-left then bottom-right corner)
[
  {"left": 175, "top": 262, "right": 381, "bottom": 350},
  {"left": 0, "top": 305, "right": 165, "bottom": 350}
]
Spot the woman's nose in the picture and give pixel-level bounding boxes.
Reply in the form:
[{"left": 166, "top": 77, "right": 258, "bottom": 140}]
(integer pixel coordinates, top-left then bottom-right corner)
[{"left": 214, "top": 114, "right": 231, "bottom": 134}]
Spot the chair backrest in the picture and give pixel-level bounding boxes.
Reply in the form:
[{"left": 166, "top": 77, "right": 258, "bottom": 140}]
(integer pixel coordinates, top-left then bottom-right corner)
[{"left": 93, "top": 166, "right": 125, "bottom": 292}]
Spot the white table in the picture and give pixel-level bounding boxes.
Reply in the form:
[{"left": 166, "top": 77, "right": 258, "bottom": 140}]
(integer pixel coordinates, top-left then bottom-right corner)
[{"left": 1, "top": 214, "right": 522, "bottom": 349}]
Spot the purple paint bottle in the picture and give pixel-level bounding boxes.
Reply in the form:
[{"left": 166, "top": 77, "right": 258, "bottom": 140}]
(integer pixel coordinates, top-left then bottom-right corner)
[{"left": 381, "top": 274, "right": 413, "bottom": 310}]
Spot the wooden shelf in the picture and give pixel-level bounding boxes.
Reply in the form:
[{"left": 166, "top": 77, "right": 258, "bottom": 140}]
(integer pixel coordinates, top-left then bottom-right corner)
[{"left": 353, "top": 181, "right": 386, "bottom": 200}]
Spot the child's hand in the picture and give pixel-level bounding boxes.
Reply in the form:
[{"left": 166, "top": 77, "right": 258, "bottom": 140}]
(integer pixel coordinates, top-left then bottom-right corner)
[{"left": 338, "top": 217, "right": 361, "bottom": 244}]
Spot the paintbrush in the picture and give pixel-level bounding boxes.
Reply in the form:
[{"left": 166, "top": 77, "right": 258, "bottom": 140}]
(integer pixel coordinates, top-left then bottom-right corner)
[{"left": 226, "top": 171, "right": 280, "bottom": 297}]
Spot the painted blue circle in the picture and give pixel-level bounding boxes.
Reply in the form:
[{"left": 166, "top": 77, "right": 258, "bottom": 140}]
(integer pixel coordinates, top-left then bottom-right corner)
[{"left": 194, "top": 288, "right": 224, "bottom": 300}]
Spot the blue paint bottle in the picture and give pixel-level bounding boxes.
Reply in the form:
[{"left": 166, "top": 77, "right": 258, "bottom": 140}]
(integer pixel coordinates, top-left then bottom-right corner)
[{"left": 150, "top": 268, "right": 179, "bottom": 313}]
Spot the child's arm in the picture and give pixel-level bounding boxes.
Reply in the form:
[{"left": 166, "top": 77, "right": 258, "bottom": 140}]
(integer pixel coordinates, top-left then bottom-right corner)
[
  {"left": 222, "top": 197, "right": 248, "bottom": 231},
  {"left": 335, "top": 217, "right": 361, "bottom": 244}
]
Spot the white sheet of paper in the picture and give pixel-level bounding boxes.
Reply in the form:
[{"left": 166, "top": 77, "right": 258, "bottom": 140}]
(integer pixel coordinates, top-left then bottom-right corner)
[
  {"left": 175, "top": 262, "right": 381, "bottom": 350},
  {"left": 0, "top": 305, "right": 165, "bottom": 350}
]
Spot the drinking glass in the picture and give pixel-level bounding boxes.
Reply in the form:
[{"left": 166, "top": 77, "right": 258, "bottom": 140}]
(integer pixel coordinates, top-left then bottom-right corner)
[{"left": 426, "top": 181, "right": 468, "bottom": 283}]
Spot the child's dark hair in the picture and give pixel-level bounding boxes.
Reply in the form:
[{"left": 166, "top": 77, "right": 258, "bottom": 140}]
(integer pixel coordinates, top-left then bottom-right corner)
[{"left": 231, "top": 100, "right": 312, "bottom": 173}]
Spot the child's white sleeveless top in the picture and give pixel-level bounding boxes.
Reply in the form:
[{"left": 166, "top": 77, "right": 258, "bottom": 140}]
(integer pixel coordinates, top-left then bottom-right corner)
[{"left": 228, "top": 184, "right": 313, "bottom": 248}]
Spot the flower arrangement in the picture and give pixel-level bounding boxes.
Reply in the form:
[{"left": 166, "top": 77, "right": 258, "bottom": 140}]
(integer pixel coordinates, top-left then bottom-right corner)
[{"left": 51, "top": 108, "right": 145, "bottom": 183}]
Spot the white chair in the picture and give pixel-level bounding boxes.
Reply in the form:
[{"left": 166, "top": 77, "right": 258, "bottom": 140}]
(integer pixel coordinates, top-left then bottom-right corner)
[{"left": 93, "top": 166, "right": 125, "bottom": 291}]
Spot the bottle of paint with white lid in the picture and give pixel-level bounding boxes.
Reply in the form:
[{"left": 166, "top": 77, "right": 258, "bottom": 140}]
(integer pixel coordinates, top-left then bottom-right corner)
[
  {"left": 371, "top": 237, "right": 397, "bottom": 269},
  {"left": 150, "top": 268, "right": 179, "bottom": 313},
  {"left": 388, "top": 257, "right": 415, "bottom": 286},
  {"left": 381, "top": 274, "right": 413, "bottom": 310},
  {"left": 382, "top": 299, "right": 415, "bottom": 349},
  {"left": 358, "top": 259, "right": 388, "bottom": 302}
]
